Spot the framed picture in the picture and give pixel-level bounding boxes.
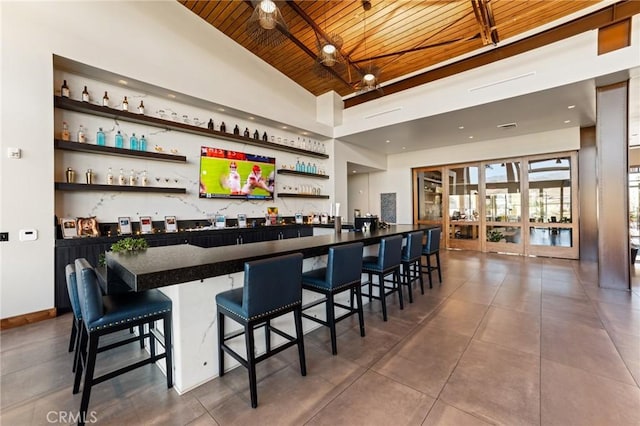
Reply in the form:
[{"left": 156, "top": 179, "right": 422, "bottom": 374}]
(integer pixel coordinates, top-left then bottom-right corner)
[
  {"left": 139, "top": 216, "right": 153, "bottom": 234},
  {"left": 77, "top": 216, "right": 100, "bottom": 237},
  {"left": 164, "top": 215, "right": 177, "bottom": 233},
  {"left": 61, "top": 217, "right": 77, "bottom": 239},
  {"left": 294, "top": 213, "right": 303, "bottom": 224},
  {"left": 215, "top": 215, "right": 226, "bottom": 229},
  {"left": 237, "top": 214, "right": 247, "bottom": 228},
  {"left": 118, "top": 217, "right": 132, "bottom": 235}
]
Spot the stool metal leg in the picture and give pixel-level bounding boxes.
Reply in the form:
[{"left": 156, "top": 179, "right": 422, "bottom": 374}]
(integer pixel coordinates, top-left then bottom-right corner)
[
  {"left": 245, "top": 324, "right": 258, "bottom": 408},
  {"left": 436, "top": 252, "right": 442, "bottom": 282},
  {"left": 354, "top": 286, "right": 365, "bottom": 337},
  {"left": 326, "top": 294, "right": 337, "bottom": 355},
  {"left": 79, "top": 335, "right": 99, "bottom": 426},
  {"left": 378, "top": 272, "right": 388, "bottom": 321},
  {"left": 294, "top": 307, "right": 307, "bottom": 376},
  {"left": 164, "top": 313, "right": 173, "bottom": 388},
  {"left": 395, "top": 268, "right": 404, "bottom": 310},
  {"left": 217, "top": 311, "right": 225, "bottom": 377}
]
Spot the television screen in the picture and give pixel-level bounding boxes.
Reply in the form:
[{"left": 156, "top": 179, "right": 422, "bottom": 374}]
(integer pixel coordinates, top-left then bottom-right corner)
[{"left": 199, "top": 146, "right": 275, "bottom": 200}]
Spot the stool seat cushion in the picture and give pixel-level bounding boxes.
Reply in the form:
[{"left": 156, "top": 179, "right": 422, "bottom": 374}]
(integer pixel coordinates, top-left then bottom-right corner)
[
  {"left": 362, "top": 256, "right": 381, "bottom": 272},
  {"left": 86, "top": 290, "right": 172, "bottom": 332},
  {"left": 215, "top": 287, "right": 245, "bottom": 319},
  {"left": 302, "top": 268, "right": 330, "bottom": 290}
]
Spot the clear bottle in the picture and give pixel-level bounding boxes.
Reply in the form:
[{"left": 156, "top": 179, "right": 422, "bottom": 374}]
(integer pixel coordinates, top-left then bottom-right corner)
[
  {"left": 122, "top": 96, "right": 129, "bottom": 111},
  {"left": 107, "top": 167, "right": 114, "bottom": 185},
  {"left": 61, "top": 121, "right": 70, "bottom": 141},
  {"left": 138, "top": 100, "right": 145, "bottom": 114},
  {"left": 129, "top": 169, "right": 136, "bottom": 186},
  {"left": 118, "top": 168, "right": 126, "bottom": 185},
  {"left": 61, "top": 80, "right": 70, "bottom": 98},
  {"left": 141, "top": 170, "right": 148, "bottom": 186},
  {"left": 96, "top": 127, "right": 106, "bottom": 146},
  {"left": 77, "top": 125, "right": 86, "bottom": 143},
  {"left": 129, "top": 133, "right": 138, "bottom": 150},
  {"left": 312, "top": 163, "right": 317, "bottom": 174},
  {"left": 114, "top": 130, "right": 124, "bottom": 148},
  {"left": 139, "top": 134, "right": 147, "bottom": 151},
  {"left": 81, "top": 85, "right": 89, "bottom": 102},
  {"left": 102, "top": 91, "right": 109, "bottom": 107}
]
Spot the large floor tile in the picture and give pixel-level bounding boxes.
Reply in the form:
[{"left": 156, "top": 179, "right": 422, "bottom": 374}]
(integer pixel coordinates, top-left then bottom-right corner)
[
  {"left": 439, "top": 340, "right": 540, "bottom": 426},
  {"left": 541, "top": 317, "right": 635, "bottom": 385},
  {"left": 423, "top": 400, "right": 494, "bottom": 426},
  {"left": 541, "top": 278, "right": 587, "bottom": 300},
  {"left": 541, "top": 293, "right": 604, "bottom": 330},
  {"left": 491, "top": 286, "right": 541, "bottom": 314},
  {"left": 373, "top": 325, "right": 471, "bottom": 397},
  {"left": 474, "top": 306, "right": 540, "bottom": 355},
  {"left": 541, "top": 359, "right": 640, "bottom": 426},
  {"left": 449, "top": 281, "right": 500, "bottom": 305},
  {"left": 306, "top": 370, "right": 435, "bottom": 426},
  {"left": 425, "top": 299, "right": 488, "bottom": 337},
  {"left": 595, "top": 300, "right": 640, "bottom": 337},
  {"left": 608, "top": 329, "right": 640, "bottom": 385}
]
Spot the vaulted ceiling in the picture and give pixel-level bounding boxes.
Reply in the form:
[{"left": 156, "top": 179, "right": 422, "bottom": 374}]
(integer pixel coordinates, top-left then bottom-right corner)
[{"left": 180, "top": 0, "right": 600, "bottom": 100}]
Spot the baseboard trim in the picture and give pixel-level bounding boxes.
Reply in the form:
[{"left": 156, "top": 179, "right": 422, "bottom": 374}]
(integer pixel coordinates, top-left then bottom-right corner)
[{"left": 0, "top": 308, "right": 57, "bottom": 330}]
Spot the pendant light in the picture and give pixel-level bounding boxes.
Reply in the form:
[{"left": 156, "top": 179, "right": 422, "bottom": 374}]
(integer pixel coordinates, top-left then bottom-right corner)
[
  {"left": 359, "top": 1, "right": 380, "bottom": 91},
  {"left": 246, "top": 0, "right": 289, "bottom": 47}
]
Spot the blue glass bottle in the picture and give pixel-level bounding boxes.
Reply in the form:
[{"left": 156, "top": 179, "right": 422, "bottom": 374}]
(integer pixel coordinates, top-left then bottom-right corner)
[
  {"left": 139, "top": 135, "right": 147, "bottom": 151},
  {"left": 96, "top": 127, "right": 106, "bottom": 146},
  {"left": 114, "top": 130, "right": 124, "bottom": 149},
  {"left": 295, "top": 160, "right": 301, "bottom": 172},
  {"left": 129, "top": 133, "right": 138, "bottom": 151}
]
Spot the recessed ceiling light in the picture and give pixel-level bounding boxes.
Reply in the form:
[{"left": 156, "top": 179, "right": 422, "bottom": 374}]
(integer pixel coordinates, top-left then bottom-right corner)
[
  {"left": 468, "top": 136, "right": 474, "bottom": 139},
  {"left": 282, "top": 126, "right": 288, "bottom": 129},
  {"left": 352, "top": 170, "right": 357, "bottom": 173},
  {"left": 118, "top": 79, "right": 128, "bottom": 85},
  {"left": 567, "top": 105, "right": 575, "bottom": 109},
  {"left": 302, "top": 132, "right": 308, "bottom": 135},
  {"left": 564, "top": 120, "right": 571, "bottom": 124},
  {"left": 458, "top": 126, "right": 465, "bottom": 130},
  {"left": 217, "top": 108, "right": 225, "bottom": 112},
  {"left": 167, "top": 93, "right": 176, "bottom": 99},
  {"left": 249, "top": 116, "right": 255, "bottom": 120},
  {"left": 385, "top": 140, "right": 391, "bottom": 143},
  {"left": 402, "top": 147, "right": 406, "bottom": 150}
]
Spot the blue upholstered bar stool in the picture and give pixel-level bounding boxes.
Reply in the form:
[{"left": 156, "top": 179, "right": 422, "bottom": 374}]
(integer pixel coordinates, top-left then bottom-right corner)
[
  {"left": 301, "top": 242, "right": 365, "bottom": 355},
  {"left": 362, "top": 235, "right": 404, "bottom": 321},
  {"left": 421, "top": 227, "right": 442, "bottom": 288},
  {"left": 73, "top": 258, "right": 173, "bottom": 426},
  {"left": 216, "top": 253, "right": 306, "bottom": 408},
  {"left": 401, "top": 231, "right": 425, "bottom": 303},
  {"left": 65, "top": 264, "right": 83, "bottom": 373}
]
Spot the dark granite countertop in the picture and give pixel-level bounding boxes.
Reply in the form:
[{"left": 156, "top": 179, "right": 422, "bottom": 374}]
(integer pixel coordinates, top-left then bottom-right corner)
[{"left": 106, "top": 224, "right": 436, "bottom": 291}]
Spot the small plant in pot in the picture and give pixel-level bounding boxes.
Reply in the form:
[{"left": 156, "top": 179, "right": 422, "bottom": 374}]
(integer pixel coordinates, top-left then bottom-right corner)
[
  {"left": 487, "top": 230, "right": 504, "bottom": 242},
  {"left": 98, "top": 237, "right": 148, "bottom": 266}
]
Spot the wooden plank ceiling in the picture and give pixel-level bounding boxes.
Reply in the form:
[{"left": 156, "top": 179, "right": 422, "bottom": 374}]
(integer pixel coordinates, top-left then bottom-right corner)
[{"left": 179, "top": 1, "right": 600, "bottom": 99}]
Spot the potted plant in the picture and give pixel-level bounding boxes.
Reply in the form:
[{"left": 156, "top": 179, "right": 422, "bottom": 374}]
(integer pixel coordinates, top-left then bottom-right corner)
[
  {"left": 487, "top": 230, "right": 504, "bottom": 242},
  {"left": 98, "top": 237, "right": 148, "bottom": 266}
]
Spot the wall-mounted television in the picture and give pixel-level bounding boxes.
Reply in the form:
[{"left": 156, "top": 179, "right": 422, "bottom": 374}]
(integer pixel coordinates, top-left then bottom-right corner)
[{"left": 199, "top": 146, "right": 275, "bottom": 200}]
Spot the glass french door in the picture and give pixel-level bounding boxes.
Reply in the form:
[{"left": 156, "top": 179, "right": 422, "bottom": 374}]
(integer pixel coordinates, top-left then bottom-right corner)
[
  {"left": 483, "top": 160, "right": 523, "bottom": 254},
  {"left": 447, "top": 165, "right": 480, "bottom": 250}
]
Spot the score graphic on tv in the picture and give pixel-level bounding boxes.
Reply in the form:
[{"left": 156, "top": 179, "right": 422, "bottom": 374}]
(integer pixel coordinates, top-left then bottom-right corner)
[{"left": 199, "top": 146, "right": 275, "bottom": 200}]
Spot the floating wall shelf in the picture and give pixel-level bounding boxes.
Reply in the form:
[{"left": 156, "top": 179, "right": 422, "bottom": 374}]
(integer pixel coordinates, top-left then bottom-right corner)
[
  {"left": 54, "top": 140, "right": 187, "bottom": 162},
  {"left": 277, "top": 193, "right": 330, "bottom": 199},
  {"left": 276, "top": 169, "right": 330, "bottom": 179},
  {"left": 55, "top": 182, "right": 186, "bottom": 194}
]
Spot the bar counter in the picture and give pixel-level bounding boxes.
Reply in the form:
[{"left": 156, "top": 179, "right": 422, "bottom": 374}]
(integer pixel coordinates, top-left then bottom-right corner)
[
  {"left": 105, "top": 224, "right": 433, "bottom": 394},
  {"left": 106, "top": 224, "right": 430, "bottom": 291}
]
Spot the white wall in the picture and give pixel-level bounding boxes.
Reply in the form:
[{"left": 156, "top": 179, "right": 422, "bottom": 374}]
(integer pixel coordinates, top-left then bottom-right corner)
[
  {"left": 347, "top": 173, "right": 370, "bottom": 222},
  {"left": 0, "top": 1, "right": 328, "bottom": 319}
]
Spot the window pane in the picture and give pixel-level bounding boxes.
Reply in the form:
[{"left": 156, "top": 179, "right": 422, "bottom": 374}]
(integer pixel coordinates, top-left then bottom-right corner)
[
  {"left": 449, "top": 165, "right": 479, "bottom": 240},
  {"left": 529, "top": 226, "right": 573, "bottom": 247},
  {"left": 486, "top": 225, "right": 521, "bottom": 244},
  {"left": 417, "top": 170, "right": 443, "bottom": 221},
  {"left": 485, "top": 162, "right": 521, "bottom": 222},
  {"left": 528, "top": 157, "right": 572, "bottom": 223}
]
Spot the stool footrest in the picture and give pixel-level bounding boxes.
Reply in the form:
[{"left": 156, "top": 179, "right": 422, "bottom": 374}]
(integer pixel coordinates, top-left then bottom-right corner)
[{"left": 92, "top": 353, "right": 167, "bottom": 386}]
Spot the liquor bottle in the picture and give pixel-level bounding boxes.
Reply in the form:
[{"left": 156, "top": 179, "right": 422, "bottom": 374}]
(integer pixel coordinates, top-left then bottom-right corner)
[
  {"left": 118, "top": 168, "right": 126, "bottom": 185},
  {"left": 114, "top": 130, "right": 124, "bottom": 148},
  {"left": 129, "top": 133, "right": 138, "bottom": 151},
  {"left": 312, "top": 163, "right": 317, "bottom": 174},
  {"left": 129, "top": 169, "right": 136, "bottom": 186},
  {"left": 262, "top": 131, "right": 268, "bottom": 142},
  {"left": 253, "top": 129, "right": 259, "bottom": 139},
  {"left": 96, "top": 127, "right": 106, "bottom": 146},
  {"left": 139, "top": 135, "right": 147, "bottom": 151},
  {"left": 243, "top": 127, "right": 250, "bottom": 138},
  {"left": 77, "top": 125, "right": 86, "bottom": 143},
  {"left": 207, "top": 119, "right": 214, "bottom": 130},
  {"left": 233, "top": 125, "right": 240, "bottom": 135},
  {"left": 122, "top": 96, "right": 129, "bottom": 111},
  {"left": 81, "top": 85, "right": 89, "bottom": 102},
  {"left": 141, "top": 170, "right": 148, "bottom": 186},
  {"left": 102, "top": 91, "right": 109, "bottom": 107},
  {"left": 61, "top": 121, "right": 70, "bottom": 141},
  {"left": 65, "top": 167, "right": 75, "bottom": 183},
  {"left": 85, "top": 169, "right": 94, "bottom": 184},
  {"left": 138, "top": 100, "right": 145, "bottom": 114},
  {"left": 61, "top": 80, "right": 70, "bottom": 98},
  {"left": 107, "top": 167, "right": 114, "bottom": 185},
  {"left": 295, "top": 160, "right": 301, "bottom": 172},
  {"left": 306, "top": 162, "right": 312, "bottom": 173},
  {"left": 220, "top": 122, "right": 226, "bottom": 133}
]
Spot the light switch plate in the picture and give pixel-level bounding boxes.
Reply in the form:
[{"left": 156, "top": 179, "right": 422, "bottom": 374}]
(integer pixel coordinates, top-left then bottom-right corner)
[
  {"left": 19, "top": 229, "right": 37, "bottom": 241},
  {"left": 7, "top": 147, "right": 21, "bottom": 159}
]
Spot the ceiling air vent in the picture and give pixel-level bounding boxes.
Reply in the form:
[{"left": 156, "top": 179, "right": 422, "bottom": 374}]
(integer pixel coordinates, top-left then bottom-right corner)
[{"left": 497, "top": 122, "right": 517, "bottom": 129}]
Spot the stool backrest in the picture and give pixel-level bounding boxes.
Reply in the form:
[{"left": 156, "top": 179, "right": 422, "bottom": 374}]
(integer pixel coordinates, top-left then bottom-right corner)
[
  {"left": 243, "top": 253, "right": 303, "bottom": 318},
  {"left": 75, "top": 258, "right": 104, "bottom": 326},
  {"left": 327, "top": 242, "right": 364, "bottom": 288},
  {"left": 403, "top": 231, "right": 424, "bottom": 261},
  {"left": 65, "top": 263, "right": 82, "bottom": 320},
  {"left": 377, "top": 235, "right": 403, "bottom": 269},
  {"left": 424, "top": 228, "right": 441, "bottom": 254}
]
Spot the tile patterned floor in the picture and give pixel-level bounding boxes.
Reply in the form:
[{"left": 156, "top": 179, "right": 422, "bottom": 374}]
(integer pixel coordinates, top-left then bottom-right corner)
[{"left": 2, "top": 250, "right": 640, "bottom": 425}]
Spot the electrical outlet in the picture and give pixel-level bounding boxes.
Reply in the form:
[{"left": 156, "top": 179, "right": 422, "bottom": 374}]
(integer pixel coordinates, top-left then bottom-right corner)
[{"left": 0, "top": 232, "right": 8, "bottom": 242}]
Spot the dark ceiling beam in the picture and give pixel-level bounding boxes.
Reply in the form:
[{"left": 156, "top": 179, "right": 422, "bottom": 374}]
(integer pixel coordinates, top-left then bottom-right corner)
[
  {"left": 283, "top": 0, "right": 361, "bottom": 88},
  {"left": 484, "top": 0, "right": 499, "bottom": 45},
  {"left": 345, "top": 0, "right": 640, "bottom": 108}
]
